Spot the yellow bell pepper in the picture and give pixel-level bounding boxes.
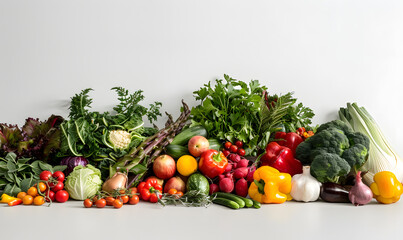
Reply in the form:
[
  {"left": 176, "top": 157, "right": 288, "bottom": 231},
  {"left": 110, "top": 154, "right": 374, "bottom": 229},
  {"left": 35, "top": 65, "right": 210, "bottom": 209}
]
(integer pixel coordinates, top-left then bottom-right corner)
[
  {"left": 248, "top": 166, "right": 292, "bottom": 204},
  {"left": 0, "top": 193, "right": 20, "bottom": 204},
  {"left": 370, "top": 171, "right": 403, "bottom": 204}
]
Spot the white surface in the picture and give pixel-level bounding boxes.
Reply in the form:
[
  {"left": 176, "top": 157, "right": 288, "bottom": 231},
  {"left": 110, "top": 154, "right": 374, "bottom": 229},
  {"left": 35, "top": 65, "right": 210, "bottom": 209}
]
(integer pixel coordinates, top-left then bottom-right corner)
[
  {"left": 1, "top": 200, "right": 402, "bottom": 240},
  {"left": 1, "top": 1, "right": 403, "bottom": 239}
]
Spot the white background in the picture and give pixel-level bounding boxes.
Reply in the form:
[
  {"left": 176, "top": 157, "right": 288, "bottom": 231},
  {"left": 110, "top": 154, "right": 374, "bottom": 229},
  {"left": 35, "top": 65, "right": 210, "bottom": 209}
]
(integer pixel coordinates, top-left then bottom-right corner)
[{"left": 1, "top": 1, "right": 403, "bottom": 239}]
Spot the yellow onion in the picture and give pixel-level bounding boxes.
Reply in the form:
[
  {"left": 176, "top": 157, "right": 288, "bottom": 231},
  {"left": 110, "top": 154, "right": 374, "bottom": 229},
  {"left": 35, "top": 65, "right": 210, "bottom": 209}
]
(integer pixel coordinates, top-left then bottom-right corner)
[{"left": 102, "top": 172, "right": 128, "bottom": 193}]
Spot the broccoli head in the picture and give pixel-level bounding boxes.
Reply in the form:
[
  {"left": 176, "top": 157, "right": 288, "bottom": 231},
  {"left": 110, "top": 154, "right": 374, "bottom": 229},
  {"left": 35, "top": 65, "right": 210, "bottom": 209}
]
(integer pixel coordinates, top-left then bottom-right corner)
[
  {"left": 345, "top": 132, "right": 370, "bottom": 150},
  {"left": 316, "top": 119, "right": 353, "bottom": 134},
  {"left": 310, "top": 153, "right": 351, "bottom": 183},
  {"left": 341, "top": 144, "right": 368, "bottom": 170}
]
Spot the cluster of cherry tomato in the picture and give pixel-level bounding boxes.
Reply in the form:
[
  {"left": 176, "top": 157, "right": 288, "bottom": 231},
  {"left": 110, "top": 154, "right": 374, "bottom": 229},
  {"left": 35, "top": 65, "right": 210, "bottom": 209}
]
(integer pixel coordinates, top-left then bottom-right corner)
[
  {"left": 13, "top": 170, "right": 69, "bottom": 206},
  {"left": 223, "top": 140, "right": 245, "bottom": 157},
  {"left": 83, "top": 188, "right": 139, "bottom": 209}
]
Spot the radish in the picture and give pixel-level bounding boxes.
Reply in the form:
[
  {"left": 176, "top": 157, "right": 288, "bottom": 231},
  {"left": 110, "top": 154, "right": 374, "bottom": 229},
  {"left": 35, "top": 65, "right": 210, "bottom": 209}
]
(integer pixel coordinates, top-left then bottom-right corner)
[
  {"left": 218, "top": 174, "right": 225, "bottom": 181},
  {"left": 228, "top": 154, "right": 241, "bottom": 163},
  {"left": 232, "top": 163, "right": 238, "bottom": 169},
  {"left": 224, "top": 163, "right": 232, "bottom": 173},
  {"left": 247, "top": 166, "right": 256, "bottom": 183},
  {"left": 209, "top": 183, "right": 219, "bottom": 195},
  {"left": 234, "top": 167, "right": 249, "bottom": 179},
  {"left": 235, "top": 178, "right": 248, "bottom": 197},
  {"left": 219, "top": 177, "right": 234, "bottom": 193},
  {"left": 237, "top": 159, "right": 249, "bottom": 168},
  {"left": 225, "top": 172, "right": 233, "bottom": 180}
]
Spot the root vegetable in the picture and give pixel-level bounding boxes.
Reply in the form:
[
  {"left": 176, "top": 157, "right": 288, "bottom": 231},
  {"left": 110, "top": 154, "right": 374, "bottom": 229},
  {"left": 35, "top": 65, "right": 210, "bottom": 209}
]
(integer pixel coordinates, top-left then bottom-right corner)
[
  {"left": 209, "top": 183, "right": 219, "bottom": 195},
  {"left": 219, "top": 178, "right": 234, "bottom": 193},
  {"left": 234, "top": 167, "right": 249, "bottom": 179},
  {"left": 102, "top": 172, "right": 128, "bottom": 193},
  {"left": 235, "top": 178, "right": 248, "bottom": 197},
  {"left": 237, "top": 159, "right": 249, "bottom": 168}
]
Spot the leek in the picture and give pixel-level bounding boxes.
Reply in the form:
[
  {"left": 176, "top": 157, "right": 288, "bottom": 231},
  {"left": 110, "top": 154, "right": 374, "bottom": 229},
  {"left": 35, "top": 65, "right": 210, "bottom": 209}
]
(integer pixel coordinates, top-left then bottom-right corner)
[{"left": 339, "top": 103, "right": 403, "bottom": 184}]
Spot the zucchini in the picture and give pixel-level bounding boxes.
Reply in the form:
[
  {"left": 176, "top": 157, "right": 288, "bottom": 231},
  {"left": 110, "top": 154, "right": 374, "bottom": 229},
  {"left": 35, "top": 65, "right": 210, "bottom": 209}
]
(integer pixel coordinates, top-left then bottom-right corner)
[
  {"left": 212, "top": 197, "right": 240, "bottom": 209},
  {"left": 171, "top": 125, "right": 208, "bottom": 146},
  {"left": 252, "top": 199, "right": 261, "bottom": 209},
  {"left": 212, "top": 192, "right": 245, "bottom": 208},
  {"left": 237, "top": 196, "right": 254, "bottom": 208},
  {"left": 208, "top": 139, "right": 222, "bottom": 151},
  {"left": 165, "top": 144, "right": 189, "bottom": 159}
]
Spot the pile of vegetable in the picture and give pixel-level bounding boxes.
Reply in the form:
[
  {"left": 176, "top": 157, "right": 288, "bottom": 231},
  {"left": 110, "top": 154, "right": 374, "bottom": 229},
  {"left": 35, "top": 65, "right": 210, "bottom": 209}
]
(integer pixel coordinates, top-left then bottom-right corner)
[{"left": 1, "top": 76, "right": 403, "bottom": 210}]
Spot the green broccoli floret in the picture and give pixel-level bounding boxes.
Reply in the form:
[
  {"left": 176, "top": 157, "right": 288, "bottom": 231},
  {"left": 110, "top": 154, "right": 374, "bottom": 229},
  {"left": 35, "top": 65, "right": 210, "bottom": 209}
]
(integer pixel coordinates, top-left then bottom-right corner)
[
  {"left": 310, "top": 153, "right": 351, "bottom": 183},
  {"left": 345, "top": 132, "right": 370, "bottom": 150},
  {"left": 316, "top": 119, "right": 353, "bottom": 134},
  {"left": 295, "top": 138, "right": 312, "bottom": 165},
  {"left": 341, "top": 144, "right": 368, "bottom": 170}
]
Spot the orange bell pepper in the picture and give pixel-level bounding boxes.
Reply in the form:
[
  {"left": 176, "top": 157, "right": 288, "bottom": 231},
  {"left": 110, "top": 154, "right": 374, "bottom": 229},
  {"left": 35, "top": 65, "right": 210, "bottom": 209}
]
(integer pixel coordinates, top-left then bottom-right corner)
[{"left": 248, "top": 166, "right": 292, "bottom": 204}]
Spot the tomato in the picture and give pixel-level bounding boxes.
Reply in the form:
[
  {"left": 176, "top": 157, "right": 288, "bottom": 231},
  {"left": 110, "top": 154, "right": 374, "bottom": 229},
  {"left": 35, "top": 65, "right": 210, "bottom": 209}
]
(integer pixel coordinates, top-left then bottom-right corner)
[
  {"left": 230, "top": 145, "right": 238, "bottom": 153},
  {"left": 149, "top": 193, "right": 159, "bottom": 203},
  {"left": 168, "top": 188, "right": 178, "bottom": 195},
  {"left": 84, "top": 199, "right": 93, "bottom": 208},
  {"left": 55, "top": 190, "right": 69, "bottom": 203},
  {"left": 51, "top": 181, "right": 64, "bottom": 192},
  {"left": 38, "top": 182, "right": 47, "bottom": 192},
  {"left": 105, "top": 197, "right": 116, "bottom": 206},
  {"left": 23, "top": 195, "right": 33, "bottom": 205},
  {"left": 237, "top": 148, "right": 246, "bottom": 156},
  {"left": 120, "top": 195, "right": 129, "bottom": 204},
  {"left": 52, "top": 171, "right": 65, "bottom": 182},
  {"left": 176, "top": 191, "right": 184, "bottom": 198},
  {"left": 40, "top": 170, "right": 53, "bottom": 181},
  {"left": 113, "top": 199, "right": 123, "bottom": 208},
  {"left": 92, "top": 196, "right": 99, "bottom": 203},
  {"left": 222, "top": 149, "right": 230, "bottom": 157},
  {"left": 95, "top": 198, "right": 106, "bottom": 208},
  {"left": 45, "top": 190, "right": 55, "bottom": 202},
  {"left": 129, "top": 195, "right": 139, "bottom": 205},
  {"left": 141, "top": 189, "right": 151, "bottom": 201},
  {"left": 224, "top": 142, "right": 232, "bottom": 150},
  {"left": 17, "top": 192, "right": 27, "bottom": 200},
  {"left": 235, "top": 140, "right": 243, "bottom": 148},
  {"left": 130, "top": 187, "right": 137, "bottom": 195},
  {"left": 34, "top": 196, "right": 45, "bottom": 206},
  {"left": 27, "top": 187, "right": 38, "bottom": 197}
]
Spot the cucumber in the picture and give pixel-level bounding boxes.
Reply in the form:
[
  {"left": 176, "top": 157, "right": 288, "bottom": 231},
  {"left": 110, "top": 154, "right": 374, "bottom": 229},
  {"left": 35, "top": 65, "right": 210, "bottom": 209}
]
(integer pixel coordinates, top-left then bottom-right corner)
[
  {"left": 252, "top": 199, "right": 261, "bottom": 209},
  {"left": 237, "top": 196, "right": 254, "bottom": 208},
  {"left": 208, "top": 139, "right": 222, "bottom": 151},
  {"left": 212, "top": 197, "right": 240, "bottom": 209},
  {"left": 165, "top": 144, "right": 189, "bottom": 159},
  {"left": 212, "top": 192, "right": 245, "bottom": 208},
  {"left": 171, "top": 125, "right": 208, "bottom": 146}
]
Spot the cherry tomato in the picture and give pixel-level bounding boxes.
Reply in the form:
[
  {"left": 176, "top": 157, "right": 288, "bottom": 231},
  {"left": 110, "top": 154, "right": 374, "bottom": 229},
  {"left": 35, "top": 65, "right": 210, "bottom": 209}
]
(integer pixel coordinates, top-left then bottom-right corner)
[
  {"left": 176, "top": 191, "right": 184, "bottom": 198},
  {"left": 113, "top": 199, "right": 123, "bottom": 209},
  {"left": 17, "top": 192, "right": 27, "bottom": 200},
  {"left": 92, "top": 196, "right": 99, "bottom": 203},
  {"left": 84, "top": 199, "right": 93, "bottom": 208},
  {"left": 95, "top": 198, "right": 106, "bottom": 208},
  {"left": 55, "top": 190, "right": 69, "bottom": 203},
  {"left": 34, "top": 196, "right": 45, "bottom": 206},
  {"left": 38, "top": 182, "right": 47, "bottom": 192},
  {"left": 129, "top": 195, "right": 139, "bottom": 205},
  {"left": 39, "top": 170, "right": 52, "bottom": 181},
  {"left": 45, "top": 190, "right": 55, "bottom": 202},
  {"left": 51, "top": 181, "right": 64, "bottom": 192},
  {"left": 130, "top": 187, "right": 137, "bottom": 195},
  {"left": 235, "top": 140, "right": 243, "bottom": 148},
  {"left": 105, "top": 197, "right": 116, "bottom": 206},
  {"left": 27, "top": 187, "right": 38, "bottom": 197},
  {"left": 222, "top": 150, "right": 230, "bottom": 157},
  {"left": 23, "top": 195, "right": 33, "bottom": 205},
  {"left": 224, "top": 142, "right": 232, "bottom": 150},
  {"left": 52, "top": 171, "right": 65, "bottom": 182},
  {"left": 149, "top": 193, "right": 159, "bottom": 203},
  {"left": 141, "top": 189, "right": 151, "bottom": 201},
  {"left": 230, "top": 145, "right": 238, "bottom": 153},
  {"left": 237, "top": 148, "right": 246, "bottom": 156},
  {"left": 120, "top": 195, "right": 129, "bottom": 204},
  {"left": 168, "top": 189, "right": 178, "bottom": 195}
]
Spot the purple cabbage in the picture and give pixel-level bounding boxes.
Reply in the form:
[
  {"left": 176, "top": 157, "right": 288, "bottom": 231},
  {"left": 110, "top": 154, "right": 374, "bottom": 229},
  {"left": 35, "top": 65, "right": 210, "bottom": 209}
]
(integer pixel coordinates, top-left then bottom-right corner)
[{"left": 60, "top": 156, "right": 89, "bottom": 175}]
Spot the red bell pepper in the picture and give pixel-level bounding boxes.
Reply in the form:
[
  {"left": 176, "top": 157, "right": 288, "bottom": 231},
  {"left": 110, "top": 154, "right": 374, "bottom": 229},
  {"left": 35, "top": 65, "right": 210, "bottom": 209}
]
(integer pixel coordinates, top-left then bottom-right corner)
[
  {"left": 274, "top": 131, "right": 303, "bottom": 155},
  {"left": 260, "top": 142, "right": 303, "bottom": 176},
  {"left": 138, "top": 178, "right": 162, "bottom": 203},
  {"left": 199, "top": 149, "right": 228, "bottom": 179}
]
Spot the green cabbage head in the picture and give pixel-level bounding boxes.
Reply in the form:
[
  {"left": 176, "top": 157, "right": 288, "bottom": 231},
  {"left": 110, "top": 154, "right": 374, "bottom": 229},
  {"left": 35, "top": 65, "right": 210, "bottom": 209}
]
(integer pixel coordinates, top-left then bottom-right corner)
[{"left": 65, "top": 164, "right": 103, "bottom": 200}]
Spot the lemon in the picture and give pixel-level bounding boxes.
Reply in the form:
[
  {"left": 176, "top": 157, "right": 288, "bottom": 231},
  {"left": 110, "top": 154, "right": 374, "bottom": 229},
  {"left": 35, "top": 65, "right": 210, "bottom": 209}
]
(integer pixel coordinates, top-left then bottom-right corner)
[{"left": 177, "top": 155, "right": 198, "bottom": 176}]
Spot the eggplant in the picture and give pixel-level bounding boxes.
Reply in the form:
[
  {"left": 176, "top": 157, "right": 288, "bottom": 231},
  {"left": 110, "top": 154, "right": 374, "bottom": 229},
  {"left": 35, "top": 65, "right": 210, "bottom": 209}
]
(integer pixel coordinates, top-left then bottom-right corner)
[{"left": 320, "top": 182, "right": 350, "bottom": 203}]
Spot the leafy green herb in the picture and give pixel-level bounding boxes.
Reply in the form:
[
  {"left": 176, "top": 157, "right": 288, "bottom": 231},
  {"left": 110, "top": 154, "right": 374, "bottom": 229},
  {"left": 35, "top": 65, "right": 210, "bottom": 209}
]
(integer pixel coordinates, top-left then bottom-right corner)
[{"left": 158, "top": 190, "right": 213, "bottom": 207}]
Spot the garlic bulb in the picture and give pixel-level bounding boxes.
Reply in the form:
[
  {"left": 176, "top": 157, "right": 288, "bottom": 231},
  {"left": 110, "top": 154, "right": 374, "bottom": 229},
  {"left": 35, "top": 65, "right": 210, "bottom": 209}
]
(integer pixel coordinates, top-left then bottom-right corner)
[{"left": 290, "top": 166, "right": 321, "bottom": 202}]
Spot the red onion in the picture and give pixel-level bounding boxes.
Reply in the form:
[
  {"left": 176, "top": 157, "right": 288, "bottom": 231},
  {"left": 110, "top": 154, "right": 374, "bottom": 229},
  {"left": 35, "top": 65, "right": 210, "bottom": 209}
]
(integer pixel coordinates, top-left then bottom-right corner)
[
  {"left": 60, "top": 156, "right": 89, "bottom": 176},
  {"left": 349, "top": 171, "right": 373, "bottom": 206}
]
